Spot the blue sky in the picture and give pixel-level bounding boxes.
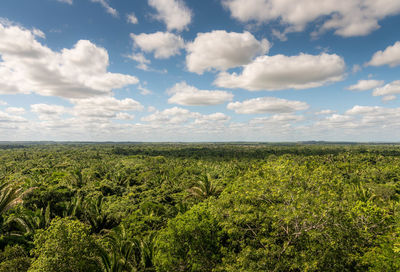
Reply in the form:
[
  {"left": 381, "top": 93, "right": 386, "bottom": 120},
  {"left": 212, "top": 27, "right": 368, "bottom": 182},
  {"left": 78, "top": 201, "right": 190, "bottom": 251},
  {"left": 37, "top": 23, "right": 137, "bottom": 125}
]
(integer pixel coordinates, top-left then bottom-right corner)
[{"left": 1, "top": 0, "right": 400, "bottom": 141}]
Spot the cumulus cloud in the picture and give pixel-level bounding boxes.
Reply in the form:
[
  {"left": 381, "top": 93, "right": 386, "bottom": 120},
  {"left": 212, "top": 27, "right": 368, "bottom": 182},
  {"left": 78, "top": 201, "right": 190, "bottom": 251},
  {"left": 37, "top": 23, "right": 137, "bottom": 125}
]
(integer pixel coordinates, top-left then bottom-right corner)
[
  {"left": 382, "top": 95, "right": 396, "bottom": 102},
  {"left": 222, "top": 0, "right": 400, "bottom": 37},
  {"left": 141, "top": 106, "right": 230, "bottom": 130},
  {"left": 5, "top": 107, "right": 25, "bottom": 115},
  {"left": 71, "top": 96, "right": 144, "bottom": 119},
  {"left": 0, "top": 22, "right": 138, "bottom": 99},
  {"left": 317, "top": 105, "right": 400, "bottom": 131},
  {"left": 116, "top": 112, "right": 135, "bottom": 120},
  {"left": 227, "top": 97, "right": 309, "bottom": 114},
  {"left": 367, "top": 41, "right": 400, "bottom": 67},
  {"left": 31, "top": 104, "right": 67, "bottom": 120},
  {"left": 167, "top": 81, "right": 233, "bottom": 106},
  {"left": 347, "top": 79, "right": 384, "bottom": 91},
  {"left": 194, "top": 112, "right": 230, "bottom": 125},
  {"left": 141, "top": 107, "right": 199, "bottom": 125},
  {"left": 148, "top": 0, "right": 192, "bottom": 31},
  {"left": 127, "top": 13, "right": 138, "bottom": 24},
  {"left": 0, "top": 110, "right": 27, "bottom": 123},
  {"left": 90, "top": 0, "right": 118, "bottom": 17},
  {"left": 57, "top": 0, "right": 73, "bottom": 5},
  {"left": 315, "top": 109, "right": 336, "bottom": 115},
  {"left": 0, "top": 100, "right": 7, "bottom": 106},
  {"left": 131, "top": 32, "right": 185, "bottom": 59},
  {"left": 186, "top": 30, "right": 270, "bottom": 74},
  {"left": 372, "top": 81, "right": 400, "bottom": 101},
  {"left": 215, "top": 53, "right": 345, "bottom": 91}
]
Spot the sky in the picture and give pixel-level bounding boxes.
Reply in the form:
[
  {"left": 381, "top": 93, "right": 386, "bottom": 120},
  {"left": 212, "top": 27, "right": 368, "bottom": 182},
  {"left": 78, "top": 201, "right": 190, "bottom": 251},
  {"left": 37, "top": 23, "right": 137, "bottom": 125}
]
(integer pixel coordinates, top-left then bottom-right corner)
[{"left": 1, "top": 0, "right": 400, "bottom": 142}]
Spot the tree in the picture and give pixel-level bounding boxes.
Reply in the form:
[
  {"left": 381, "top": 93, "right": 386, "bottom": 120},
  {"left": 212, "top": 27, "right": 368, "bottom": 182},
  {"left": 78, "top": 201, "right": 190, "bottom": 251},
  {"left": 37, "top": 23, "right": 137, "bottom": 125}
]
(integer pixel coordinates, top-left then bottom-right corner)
[
  {"left": 186, "top": 174, "right": 221, "bottom": 201},
  {"left": 154, "top": 203, "right": 222, "bottom": 272},
  {"left": 28, "top": 217, "right": 102, "bottom": 272},
  {"left": 0, "top": 244, "right": 31, "bottom": 272}
]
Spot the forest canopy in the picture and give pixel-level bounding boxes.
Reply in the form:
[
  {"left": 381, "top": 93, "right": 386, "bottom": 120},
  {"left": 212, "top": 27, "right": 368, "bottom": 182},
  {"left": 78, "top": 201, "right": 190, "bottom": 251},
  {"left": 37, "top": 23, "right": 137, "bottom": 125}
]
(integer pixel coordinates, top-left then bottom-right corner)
[{"left": 0, "top": 143, "right": 400, "bottom": 271}]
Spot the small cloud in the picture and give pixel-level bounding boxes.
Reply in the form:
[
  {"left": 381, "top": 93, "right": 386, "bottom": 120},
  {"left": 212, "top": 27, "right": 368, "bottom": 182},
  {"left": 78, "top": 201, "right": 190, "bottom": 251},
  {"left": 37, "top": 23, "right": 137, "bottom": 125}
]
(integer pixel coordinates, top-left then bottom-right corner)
[
  {"left": 5, "top": 107, "right": 26, "bottom": 115},
  {"left": 90, "top": 0, "right": 118, "bottom": 17},
  {"left": 367, "top": 41, "right": 400, "bottom": 67},
  {"left": 57, "top": 0, "right": 73, "bottom": 4},
  {"left": 227, "top": 97, "right": 309, "bottom": 114},
  {"left": 352, "top": 64, "right": 362, "bottom": 73},
  {"left": 167, "top": 81, "right": 233, "bottom": 106},
  {"left": 138, "top": 85, "right": 152, "bottom": 95},
  {"left": 347, "top": 79, "right": 384, "bottom": 91},
  {"left": 382, "top": 95, "right": 396, "bottom": 102},
  {"left": 127, "top": 13, "right": 138, "bottom": 24},
  {"left": 315, "top": 109, "right": 335, "bottom": 115},
  {"left": 148, "top": 0, "right": 192, "bottom": 31}
]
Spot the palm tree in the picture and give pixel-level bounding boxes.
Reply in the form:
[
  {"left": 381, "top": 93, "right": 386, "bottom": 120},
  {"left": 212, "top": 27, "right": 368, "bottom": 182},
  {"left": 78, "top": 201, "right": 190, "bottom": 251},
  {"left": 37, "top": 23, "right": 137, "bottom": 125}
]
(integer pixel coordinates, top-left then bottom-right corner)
[
  {"left": 84, "top": 195, "right": 117, "bottom": 233},
  {"left": 186, "top": 174, "right": 221, "bottom": 200},
  {"left": 99, "top": 225, "right": 139, "bottom": 272},
  {"left": 0, "top": 181, "right": 35, "bottom": 240}
]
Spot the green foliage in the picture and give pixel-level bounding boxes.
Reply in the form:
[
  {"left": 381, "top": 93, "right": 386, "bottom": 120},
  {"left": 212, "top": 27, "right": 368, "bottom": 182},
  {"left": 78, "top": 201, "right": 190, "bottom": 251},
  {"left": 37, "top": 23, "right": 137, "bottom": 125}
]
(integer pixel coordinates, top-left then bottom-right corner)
[
  {"left": 154, "top": 203, "right": 222, "bottom": 272},
  {"left": 0, "top": 244, "right": 31, "bottom": 272},
  {"left": 28, "top": 217, "right": 102, "bottom": 272},
  {"left": 1, "top": 144, "right": 400, "bottom": 271}
]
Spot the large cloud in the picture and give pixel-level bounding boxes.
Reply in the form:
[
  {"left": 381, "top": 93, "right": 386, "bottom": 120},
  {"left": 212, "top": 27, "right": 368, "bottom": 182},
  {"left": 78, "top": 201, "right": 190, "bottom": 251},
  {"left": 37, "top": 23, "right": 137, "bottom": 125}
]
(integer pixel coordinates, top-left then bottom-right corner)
[
  {"left": 347, "top": 79, "right": 384, "bottom": 91},
  {"left": 215, "top": 53, "right": 345, "bottom": 91},
  {"left": 186, "top": 30, "right": 270, "bottom": 74},
  {"left": 0, "top": 22, "right": 138, "bottom": 99},
  {"left": 367, "top": 41, "right": 400, "bottom": 67},
  {"left": 167, "top": 81, "right": 233, "bottom": 105},
  {"left": 131, "top": 32, "right": 185, "bottom": 59},
  {"left": 222, "top": 0, "right": 400, "bottom": 37},
  {"left": 148, "top": 0, "right": 192, "bottom": 31},
  {"left": 227, "top": 97, "right": 309, "bottom": 114}
]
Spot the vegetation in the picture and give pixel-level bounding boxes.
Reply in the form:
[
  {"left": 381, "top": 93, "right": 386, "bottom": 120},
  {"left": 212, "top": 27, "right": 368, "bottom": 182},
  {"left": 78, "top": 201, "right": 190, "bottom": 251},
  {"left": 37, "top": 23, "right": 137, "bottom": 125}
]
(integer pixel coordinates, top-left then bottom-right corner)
[{"left": 0, "top": 143, "right": 400, "bottom": 271}]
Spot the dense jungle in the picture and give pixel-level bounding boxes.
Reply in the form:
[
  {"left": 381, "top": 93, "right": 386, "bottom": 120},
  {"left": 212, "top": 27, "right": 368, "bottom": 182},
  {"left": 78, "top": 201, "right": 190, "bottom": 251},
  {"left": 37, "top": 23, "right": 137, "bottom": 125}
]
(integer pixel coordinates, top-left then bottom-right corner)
[{"left": 0, "top": 143, "right": 400, "bottom": 271}]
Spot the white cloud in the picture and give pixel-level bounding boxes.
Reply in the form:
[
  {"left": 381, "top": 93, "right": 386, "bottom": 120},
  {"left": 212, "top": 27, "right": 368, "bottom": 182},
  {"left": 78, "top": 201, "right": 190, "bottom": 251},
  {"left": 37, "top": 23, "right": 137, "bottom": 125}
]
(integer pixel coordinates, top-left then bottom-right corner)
[
  {"left": 373, "top": 81, "right": 400, "bottom": 98},
  {"left": 0, "top": 100, "right": 7, "bottom": 106},
  {"left": 316, "top": 105, "right": 400, "bottom": 131},
  {"left": 141, "top": 107, "right": 200, "bottom": 125},
  {"left": 0, "top": 110, "right": 26, "bottom": 123},
  {"left": 90, "top": 0, "right": 118, "bottom": 17},
  {"left": 367, "top": 41, "right": 400, "bottom": 67},
  {"left": 141, "top": 107, "right": 230, "bottom": 130},
  {"left": 71, "top": 96, "right": 144, "bottom": 119},
  {"left": 382, "top": 95, "right": 396, "bottom": 102},
  {"left": 194, "top": 112, "right": 230, "bottom": 124},
  {"left": 0, "top": 22, "right": 138, "bottom": 99},
  {"left": 5, "top": 107, "right": 25, "bottom": 115},
  {"left": 227, "top": 97, "right": 309, "bottom": 114},
  {"left": 31, "top": 104, "right": 67, "bottom": 120},
  {"left": 249, "top": 114, "right": 304, "bottom": 126},
  {"left": 315, "top": 109, "right": 336, "bottom": 115},
  {"left": 222, "top": 0, "right": 400, "bottom": 37},
  {"left": 127, "top": 13, "right": 138, "bottom": 24},
  {"left": 116, "top": 112, "right": 135, "bottom": 120},
  {"left": 167, "top": 81, "right": 233, "bottom": 106},
  {"left": 215, "top": 53, "right": 345, "bottom": 91},
  {"left": 347, "top": 79, "right": 384, "bottom": 91},
  {"left": 352, "top": 64, "right": 362, "bottom": 73},
  {"left": 148, "top": 0, "right": 192, "bottom": 31},
  {"left": 57, "top": 0, "right": 73, "bottom": 4},
  {"left": 131, "top": 32, "right": 185, "bottom": 59},
  {"left": 186, "top": 30, "right": 270, "bottom": 74},
  {"left": 138, "top": 85, "right": 152, "bottom": 95}
]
